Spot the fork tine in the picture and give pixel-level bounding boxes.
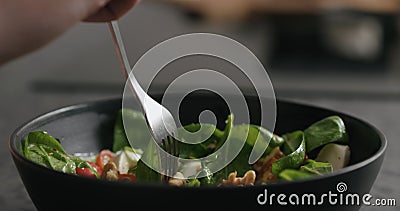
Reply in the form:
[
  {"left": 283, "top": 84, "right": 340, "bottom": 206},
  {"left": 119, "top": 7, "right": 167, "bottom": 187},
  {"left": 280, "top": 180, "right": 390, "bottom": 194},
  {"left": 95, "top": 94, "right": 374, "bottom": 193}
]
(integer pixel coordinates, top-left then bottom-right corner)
[
  {"left": 161, "top": 135, "right": 179, "bottom": 182},
  {"left": 166, "top": 137, "right": 171, "bottom": 177},
  {"left": 167, "top": 147, "right": 171, "bottom": 178},
  {"left": 160, "top": 138, "right": 168, "bottom": 182},
  {"left": 167, "top": 136, "right": 174, "bottom": 176},
  {"left": 170, "top": 133, "right": 179, "bottom": 156},
  {"left": 161, "top": 139, "right": 168, "bottom": 176},
  {"left": 169, "top": 135, "right": 179, "bottom": 175}
]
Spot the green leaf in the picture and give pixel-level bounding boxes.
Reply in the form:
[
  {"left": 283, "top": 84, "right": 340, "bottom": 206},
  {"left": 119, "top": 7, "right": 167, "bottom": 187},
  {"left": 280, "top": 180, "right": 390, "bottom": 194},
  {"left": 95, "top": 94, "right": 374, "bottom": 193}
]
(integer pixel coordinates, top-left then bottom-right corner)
[
  {"left": 23, "top": 131, "right": 99, "bottom": 176},
  {"left": 135, "top": 139, "right": 161, "bottom": 183},
  {"left": 300, "top": 159, "right": 333, "bottom": 175},
  {"left": 262, "top": 133, "right": 285, "bottom": 156},
  {"left": 278, "top": 169, "right": 314, "bottom": 181},
  {"left": 25, "top": 131, "right": 66, "bottom": 154},
  {"left": 218, "top": 113, "right": 234, "bottom": 149},
  {"left": 186, "top": 178, "right": 201, "bottom": 187},
  {"left": 113, "top": 109, "right": 130, "bottom": 153},
  {"left": 196, "top": 166, "right": 215, "bottom": 186},
  {"left": 135, "top": 160, "right": 160, "bottom": 183},
  {"left": 272, "top": 131, "right": 306, "bottom": 176},
  {"left": 211, "top": 124, "right": 253, "bottom": 184},
  {"left": 24, "top": 144, "right": 51, "bottom": 168},
  {"left": 304, "top": 116, "right": 348, "bottom": 153},
  {"left": 210, "top": 115, "right": 282, "bottom": 184},
  {"left": 279, "top": 160, "right": 333, "bottom": 181},
  {"left": 23, "top": 131, "right": 75, "bottom": 173},
  {"left": 269, "top": 133, "right": 285, "bottom": 148},
  {"left": 39, "top": 145, "right": 76, "bottom": 174},
  {"left": 245, "top": 125, "right": 275, "bottom": 164},
  {"left": 282, "top": 130, "right": 304, "bottom": 155},
  {"left": 113, "top": 109, "right": 151, "bottom": 153},
  {"left": 177, "top": 123, "right": 222, "bottom": 159}
]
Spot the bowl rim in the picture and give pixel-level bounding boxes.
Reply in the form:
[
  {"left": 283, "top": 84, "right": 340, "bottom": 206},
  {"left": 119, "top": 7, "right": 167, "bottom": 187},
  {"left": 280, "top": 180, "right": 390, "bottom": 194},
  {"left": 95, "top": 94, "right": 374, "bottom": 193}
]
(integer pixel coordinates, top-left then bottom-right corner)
[{"left": 9, "top": 96, "right": 387, "bottom": 189}]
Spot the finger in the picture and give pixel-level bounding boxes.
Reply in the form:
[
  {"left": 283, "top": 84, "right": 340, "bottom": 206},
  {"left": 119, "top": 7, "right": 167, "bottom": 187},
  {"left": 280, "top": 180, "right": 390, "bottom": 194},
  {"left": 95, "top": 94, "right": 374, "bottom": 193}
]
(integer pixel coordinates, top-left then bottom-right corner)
[
  {"left": 84, "top": 0, "right": 139, "bottom": 22},
  {"left": 83, "top": 7, "right": 114, "bottom": 22}
]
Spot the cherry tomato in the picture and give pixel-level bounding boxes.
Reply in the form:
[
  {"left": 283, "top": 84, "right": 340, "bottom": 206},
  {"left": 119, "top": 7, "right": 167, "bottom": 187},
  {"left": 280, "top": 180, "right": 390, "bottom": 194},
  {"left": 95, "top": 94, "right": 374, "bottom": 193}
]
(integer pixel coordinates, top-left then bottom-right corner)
[
  {"left": 96, "top": 150, "right": 115, "bottom": 170},
  {"left": 118, "top": 174, "right": 136, "bottom": 183},
  {"left": 87, "top": 161, "right": 102, "bottom": 176},
  {"left": 76, "top": 161, "right": 102, "bottom": 178},
  {"left": 76, "top": 167, "right": 96, "bottom": 178}
]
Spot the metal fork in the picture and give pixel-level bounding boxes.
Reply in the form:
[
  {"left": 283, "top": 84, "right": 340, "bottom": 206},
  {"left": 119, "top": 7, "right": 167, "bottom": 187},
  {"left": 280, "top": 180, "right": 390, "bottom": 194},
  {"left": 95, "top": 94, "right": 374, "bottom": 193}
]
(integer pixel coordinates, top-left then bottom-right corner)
[{"left": 107, "top": 21, "right": 179, "bottom": 181}]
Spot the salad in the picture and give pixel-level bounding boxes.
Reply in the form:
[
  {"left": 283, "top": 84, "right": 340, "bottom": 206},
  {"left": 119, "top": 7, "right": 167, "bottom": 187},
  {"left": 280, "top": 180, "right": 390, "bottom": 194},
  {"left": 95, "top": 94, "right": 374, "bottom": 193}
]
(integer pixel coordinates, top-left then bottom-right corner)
[{"left": 22, "top": 108, "right": 351, "bottom": 187}]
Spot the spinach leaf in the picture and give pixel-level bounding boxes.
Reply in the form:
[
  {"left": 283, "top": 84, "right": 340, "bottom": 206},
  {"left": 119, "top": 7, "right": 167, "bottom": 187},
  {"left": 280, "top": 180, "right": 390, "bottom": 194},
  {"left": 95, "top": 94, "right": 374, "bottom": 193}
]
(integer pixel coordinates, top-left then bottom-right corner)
[
  {"left": 135, "top": 160, "right": 160, "bottom": 183},
  {"left": 246, "top": 125, "right": 272, "bottom": 158},
  {"left": 257, "top": 130, "right": 284, "bottom": 158},
  {"left": 221, "top": 114, "right": 234, "bottom": 142},
  {"left": 135, "top": 139, "right": 161, "bottom": 183},
  {"left": 210, "top": 114, "right": 283, "bottom": 183},
  {"left": 268, "top": 133, "right": 285, "bottom": 148},
  {"left": 177, "top": 123, "right": 222, "bottom": 159},
  {"left": 113, "top": 109, "right": 151, "bottom": 153},
  {"left": 25, "top": 131, "right": 66, "bottom": 154},
  {"left": 113, "top": 109, "right": 130, "bottom": 153},
  {"left": 281, "top": 130, "right": 304, "bottom": 155},
  {"left": 39, "top": 145, "right": 76, "bottom": 174},
  {"left": 212, "top": 122, "right": 260, "bottom": 183},
  {"left": 23, "top": 131, "right": 100, "bottom": 177},
  {"left": 197, "top": 165, "right": 215, "bottom": 186},
  {"left": 300, "top": 159, "right": 333, "bottom": 175},
  {"left": 24, "top": 144, "right": 51, "bottom": 168},
  {"left": 24, "top": 131, "right": 60, "bottom": 167},
  {"left": 278, "top": 169, "right": 314, "bottom": 181},
  {"left": 304, "top": 116, "right": 348, "bottom": 153},
  {"left": 212, "top": 113, "right": 234, "bottom": 151},
  {"left": 278, "top": 159, "right": 333, "bottom": 181},
  {"left": 210, "top": 114, "right": 246, "bottom": 183},
  {"left": 272, "top": 131, "right": 306, "bottom": 176},
  {"left": 186, "top": 178, "right": 201, "bottom": 187}
]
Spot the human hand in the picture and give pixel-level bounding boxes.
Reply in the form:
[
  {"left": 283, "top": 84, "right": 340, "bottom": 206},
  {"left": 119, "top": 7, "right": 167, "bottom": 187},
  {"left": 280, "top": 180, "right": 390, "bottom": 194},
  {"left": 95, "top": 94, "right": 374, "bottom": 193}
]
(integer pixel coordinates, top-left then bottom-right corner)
[
  {"left": 84, "top": 0, "right": 140, "bottom": 22},
  {"left": 0, "top": 0, "right": 140, "bottom": 65}
]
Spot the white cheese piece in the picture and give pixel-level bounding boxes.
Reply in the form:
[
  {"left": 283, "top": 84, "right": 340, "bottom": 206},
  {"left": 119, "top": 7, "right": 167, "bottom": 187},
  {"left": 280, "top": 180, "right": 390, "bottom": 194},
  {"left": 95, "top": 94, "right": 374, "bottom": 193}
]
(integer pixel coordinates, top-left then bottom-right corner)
[
  {"left": 180, "top": 161, "right": 202, "bottom": 178},
  {"left": 316, "top": 144, "right": 351, "bottom": 171},
  {"left": 113, "top": 148, "right": 141, "bottom": 174}
]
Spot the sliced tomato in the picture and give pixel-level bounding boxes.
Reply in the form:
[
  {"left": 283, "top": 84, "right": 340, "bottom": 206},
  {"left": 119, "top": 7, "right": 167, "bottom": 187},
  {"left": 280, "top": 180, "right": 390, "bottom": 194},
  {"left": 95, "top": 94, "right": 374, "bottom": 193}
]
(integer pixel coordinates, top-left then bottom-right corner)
[
  {"left": 118, "top": 174, "right": 136, "bottom": 183},
  {"left": 96, "top": 149, "right": 115, "bottom": 170}
]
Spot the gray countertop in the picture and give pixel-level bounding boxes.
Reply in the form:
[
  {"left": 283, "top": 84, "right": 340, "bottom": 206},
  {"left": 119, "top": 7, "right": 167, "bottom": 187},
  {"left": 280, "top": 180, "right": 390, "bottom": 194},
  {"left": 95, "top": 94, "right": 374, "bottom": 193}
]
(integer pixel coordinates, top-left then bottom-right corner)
[{"left": 0, "top": 1, "right": 399, "bottom": 210}]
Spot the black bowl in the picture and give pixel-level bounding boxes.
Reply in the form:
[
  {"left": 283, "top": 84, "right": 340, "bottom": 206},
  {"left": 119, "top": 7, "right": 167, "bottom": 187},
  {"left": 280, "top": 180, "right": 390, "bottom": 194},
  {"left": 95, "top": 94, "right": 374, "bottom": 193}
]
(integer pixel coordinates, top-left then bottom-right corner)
[{"left": 9, "top": 94, "right": 386, "bottom": 211}]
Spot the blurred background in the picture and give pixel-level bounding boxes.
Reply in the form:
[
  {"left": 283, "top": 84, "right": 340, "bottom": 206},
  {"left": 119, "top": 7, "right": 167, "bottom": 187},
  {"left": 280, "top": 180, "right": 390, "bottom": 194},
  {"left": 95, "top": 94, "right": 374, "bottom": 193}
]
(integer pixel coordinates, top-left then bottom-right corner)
[{"left": 0, "top": 0, "right": 399, "bottom": 210}]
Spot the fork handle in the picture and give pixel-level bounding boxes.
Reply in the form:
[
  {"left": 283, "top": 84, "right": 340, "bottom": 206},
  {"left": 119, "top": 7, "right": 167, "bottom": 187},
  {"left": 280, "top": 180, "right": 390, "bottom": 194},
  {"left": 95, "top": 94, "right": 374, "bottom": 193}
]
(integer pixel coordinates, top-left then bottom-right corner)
[
  {"left": 108, "top": 21, "right": 148, "bottom": 110},
  {"left": 108, "top": 21, "right": 131, "bottom": 79}
]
